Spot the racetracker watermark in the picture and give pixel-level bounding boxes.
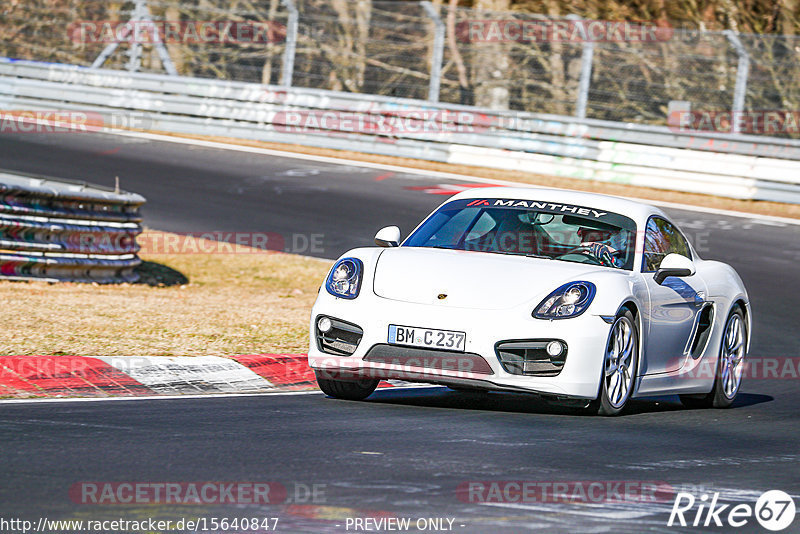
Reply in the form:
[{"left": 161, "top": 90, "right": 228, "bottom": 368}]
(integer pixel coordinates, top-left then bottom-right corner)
[
  {"left": 669, "top": 110, "right": 800, "bottom": 136},
  {"left": 137, "top": 232, "right": 324, "bottom": 256},
  {"left": 0, "top": 356, "right": 104, "bottom": 379},
  {"left": 0, "top": 517, "right": 280, "bottom": 534},
  {"left": 676, "top": 357, "right": 800, "bottom": 380},
  {"left": 457, "top": 480, "right": 675, "bottom": 504},
  {"left": 314, "top": 353, "right": 488, "bottom": 380},
  {"left": 0, "top": 110, "right": 154, "bottom": 133},
  {"left": 455, "top": 19, "right": 673, "bottom": 43},
  {"left": 69, "top": 482, "right": 325, "bottom": 505},
  {"left": 68, "top": 21, "right": 285, "bottom": 44},
  {"left": 273, "top": 110, "right": 486, "bottom": 134}
]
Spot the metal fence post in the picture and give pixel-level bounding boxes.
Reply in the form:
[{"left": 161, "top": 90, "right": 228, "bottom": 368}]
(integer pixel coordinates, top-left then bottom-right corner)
[
  {"left": 570, "top": 15, "right": 594, "bottom": 120},
  {"left": 725, "top": 30, "right": 750, "bottom": 134},
  {"left": 420, "top": 1, "right": 444, "bottom": 102},
  {"left": 123, "top": 0, "right": 146, "bottom": 73},
  {"left": 281, "top": 0, "right": 299, "bottom": 87}
]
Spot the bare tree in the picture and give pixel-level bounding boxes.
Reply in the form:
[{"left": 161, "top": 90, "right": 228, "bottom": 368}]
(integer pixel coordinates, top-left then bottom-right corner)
[
  {"left": 446, "top": 0, "right": 471, "bottom": 103},
  {"left": 471, "top": 0, "right": 511, "bottom": 109},
  {"left": 326, "top": 0, "right": 372, "bottom": 92}
]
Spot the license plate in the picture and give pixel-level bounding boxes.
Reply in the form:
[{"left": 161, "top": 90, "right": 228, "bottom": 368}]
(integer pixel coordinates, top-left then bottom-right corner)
[{"left": 388, "top": 325, "right": 466, "bottom": 352}]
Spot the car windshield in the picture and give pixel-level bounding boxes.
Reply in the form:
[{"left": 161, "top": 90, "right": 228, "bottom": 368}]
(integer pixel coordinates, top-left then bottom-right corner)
[{"left": 403, "top": 197, "right": 637, "bottom": 270}]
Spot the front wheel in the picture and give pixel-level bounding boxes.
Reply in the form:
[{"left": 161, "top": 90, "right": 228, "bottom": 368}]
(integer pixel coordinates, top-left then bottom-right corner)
[
  {"left": 315, "top": 371, "right": 379, "bottom": 401},
  {"left": 588, "top": 309, "right": 639, "bottom": 416},
  {"left": 680, "top": 307, "right": 746, "bottom": 409}
]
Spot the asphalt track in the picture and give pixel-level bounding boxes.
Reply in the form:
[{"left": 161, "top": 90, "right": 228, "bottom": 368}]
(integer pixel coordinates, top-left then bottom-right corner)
[{"left": 0, "top": 131, "right": 799, "bottom": 533}]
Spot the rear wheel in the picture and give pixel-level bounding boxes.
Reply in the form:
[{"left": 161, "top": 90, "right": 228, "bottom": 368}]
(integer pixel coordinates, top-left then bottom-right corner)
[
  {"left": 680, "top": 307, "right": 746, "bottom": 409},
  {"left": 589, "top": 309, "right": 639, "bottom": 416},
  {"left": 315, "top": 372, "right": 379, "bottom": 401}
]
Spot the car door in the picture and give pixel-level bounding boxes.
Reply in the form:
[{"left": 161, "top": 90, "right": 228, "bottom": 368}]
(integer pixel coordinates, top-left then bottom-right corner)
[{"left": 641, "top": 216, "right": 707, "bottom": 375}]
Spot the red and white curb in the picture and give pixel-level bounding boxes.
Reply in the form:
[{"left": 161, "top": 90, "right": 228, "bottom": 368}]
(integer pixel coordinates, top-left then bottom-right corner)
[{"left": 0, "top": 354, "right": 320, "bottom": 399}]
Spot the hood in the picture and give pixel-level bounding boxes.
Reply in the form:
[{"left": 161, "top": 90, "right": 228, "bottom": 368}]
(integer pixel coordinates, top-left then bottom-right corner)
[{"left": 372, "top": 247, "right": 602, "bottom": 310}]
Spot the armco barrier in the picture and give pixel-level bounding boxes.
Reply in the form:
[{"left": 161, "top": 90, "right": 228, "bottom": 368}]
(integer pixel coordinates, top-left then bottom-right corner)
[
  {"left": 0, "top": 170, "right": 145, "bottom": 283},
  {"left": 2, "top": 58, "right": 800, "bottom": 204}
]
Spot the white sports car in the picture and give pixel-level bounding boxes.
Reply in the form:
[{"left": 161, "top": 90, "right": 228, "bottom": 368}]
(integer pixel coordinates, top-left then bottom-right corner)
[{"left": 309, "top": 187, "right": 750, "bottom": 415}]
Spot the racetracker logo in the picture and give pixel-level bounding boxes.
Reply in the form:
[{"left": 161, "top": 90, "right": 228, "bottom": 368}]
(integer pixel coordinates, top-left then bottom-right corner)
[
  {"left": 668, "top": 490, "right": 796, "bottom": 531},
  {"left": 137, "top": 231, "right": 325, "bottom": 255},
  {"left": 669, "top": 110, "right": 800, "bottom": 136},
  {"left": 0, "top": 110, "right": 155, "bottom": 133},
  {"left": 457, "top": 480, "right": 675, "bottom": 504},
  {"left": 70, "top": 482, "right": 285, "bottom": 505},
  {"left": 68, "top": 21, "right": 285, "bottom": 44},
  {"left": 69, "top": 482, "right": 326, "bottom": 505},
  {"left": 272, "top": 110, "right": 487, "bottom": 134},
  {"left": 455, "top": 19, "right": 673, "bottom": 43},
  {"left": 675, "top": 357, "right": 800, "bottom": 380},
  {"left": 314, "top": 355, "right": 485, "bottom": 380}
]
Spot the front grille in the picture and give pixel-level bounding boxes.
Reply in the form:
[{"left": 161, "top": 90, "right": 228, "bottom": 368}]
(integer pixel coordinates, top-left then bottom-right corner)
[
  {"left": 316, "top": 316, "right": 363, "bottom": 355},
  {"left": 495, "top": 340, "right": 568, "bottom": 376},
  {"left": 364, "top": 344, "right": 494, "bottom": 375}
]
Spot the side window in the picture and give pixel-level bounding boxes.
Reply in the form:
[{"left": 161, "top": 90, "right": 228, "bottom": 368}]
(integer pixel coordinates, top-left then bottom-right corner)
[{"left": 643, "top": 217, "right": 691, "bottom": 272}]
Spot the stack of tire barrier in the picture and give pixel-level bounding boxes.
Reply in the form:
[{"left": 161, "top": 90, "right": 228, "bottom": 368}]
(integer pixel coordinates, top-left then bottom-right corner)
[{"left": 0, "top": 170, "right": 145, "bottom": 283}]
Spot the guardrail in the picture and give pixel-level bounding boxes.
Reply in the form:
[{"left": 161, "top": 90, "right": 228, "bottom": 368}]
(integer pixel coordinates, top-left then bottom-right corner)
[
  {"left": 1, "top": 58, "right": 799, "bottom": 204},
  {"left": 0, "top": 170, "right": 145, "bottom": 283}
]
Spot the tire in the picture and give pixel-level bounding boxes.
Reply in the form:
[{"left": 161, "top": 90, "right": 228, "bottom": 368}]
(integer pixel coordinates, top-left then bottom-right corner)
[
  {"left": 680, "top": 307, "right": 746, "bottom": 409},
  {"left": 588, "top": 309, "right": 639, "bottom": 416},
  {"left": 315, "top": 371, "right": 379, "bottom": 401}
]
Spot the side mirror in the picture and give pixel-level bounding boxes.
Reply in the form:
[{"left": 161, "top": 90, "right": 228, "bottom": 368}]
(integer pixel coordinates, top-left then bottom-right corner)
[
  {"left": 654, "top": 253, "right": 696, "bottom": 285},
  {"left": 374, "top": 226, "right": 401, "bottom": 248}
]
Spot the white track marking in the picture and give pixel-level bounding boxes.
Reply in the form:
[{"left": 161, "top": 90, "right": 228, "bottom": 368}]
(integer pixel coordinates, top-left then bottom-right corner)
[
  {"left": 0, "top": 389, "right": 324, "bottom": 405},
  {"left": 96, "top": 355, "right": 273, "bottom": 394},
  {"left": 107, "top": 129, "right": 800, "bottom": 226}
]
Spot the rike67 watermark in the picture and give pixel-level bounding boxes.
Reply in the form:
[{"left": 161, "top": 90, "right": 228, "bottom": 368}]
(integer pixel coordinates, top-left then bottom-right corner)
[{"left": 668, "top": 489, "right": 796, "bottom": 531}]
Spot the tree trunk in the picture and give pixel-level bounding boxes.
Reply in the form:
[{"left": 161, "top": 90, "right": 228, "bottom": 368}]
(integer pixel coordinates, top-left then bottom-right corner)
[
  {"left": 261, "top": 0, "right": 281, "bottom": 84},
  {"left": 446, "top": 0, "right": 470, "bottom": 104},
  {"left": 544, "top": 0, "right": 568, "bottom": 115},
  {"left": 164, "top": 5, "right": 185, "bottom": 75},
  {"left": 472, "top": 0, "right": 511, "bottom": 110},
  {"left": 330, "top": 0, "right": 372, "bottom": 92}
]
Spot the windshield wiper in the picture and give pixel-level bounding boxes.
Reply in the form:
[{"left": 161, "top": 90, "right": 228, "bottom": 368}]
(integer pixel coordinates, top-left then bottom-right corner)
[{"left": 426, "top": 247, "right": 551, "bottom": 260}]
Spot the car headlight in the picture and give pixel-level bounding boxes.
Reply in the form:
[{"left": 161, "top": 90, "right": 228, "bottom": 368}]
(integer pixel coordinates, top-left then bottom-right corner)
[
  {"left": 533, "top": 281, "right": 596, "bottom": 319},
  {"left": 325, "top": 258, "right": 364, "bottom": 299}
]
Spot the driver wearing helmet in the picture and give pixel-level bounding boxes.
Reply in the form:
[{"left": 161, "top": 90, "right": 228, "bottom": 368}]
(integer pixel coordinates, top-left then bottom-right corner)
[{"left": 577, "top": 227, "right": 624, "bottom": 268}]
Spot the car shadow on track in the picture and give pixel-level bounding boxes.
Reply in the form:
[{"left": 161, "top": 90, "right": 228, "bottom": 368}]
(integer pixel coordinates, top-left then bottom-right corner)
[{"left": 362, "top": 387, "right": 773, "bottom": 417}]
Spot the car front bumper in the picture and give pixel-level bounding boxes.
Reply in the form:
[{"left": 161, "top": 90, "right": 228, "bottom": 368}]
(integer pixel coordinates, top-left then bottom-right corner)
[{"left": 308, "top": 291, "right": 614, "bottom": 400}]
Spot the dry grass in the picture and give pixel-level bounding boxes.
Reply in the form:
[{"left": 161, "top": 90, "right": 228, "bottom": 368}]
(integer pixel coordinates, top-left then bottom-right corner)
[
  {"left": 0, "top": 231, "right": 331, "bottom": 356},
  {"left": 170, "top": 132, "right": 800, "bottom": 221}
]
